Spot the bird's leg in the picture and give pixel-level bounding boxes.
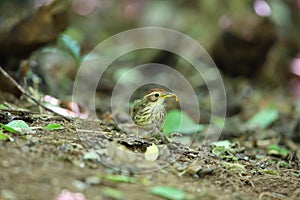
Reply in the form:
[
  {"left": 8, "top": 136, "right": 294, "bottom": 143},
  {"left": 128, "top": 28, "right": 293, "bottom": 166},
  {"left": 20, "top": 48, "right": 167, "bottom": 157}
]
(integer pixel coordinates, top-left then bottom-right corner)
[
  {"left": 158, "top": 131, "right": 172, "bottom": 143},
  {"left": 136, "top": 127, "right": 139, "bottom": 138}
]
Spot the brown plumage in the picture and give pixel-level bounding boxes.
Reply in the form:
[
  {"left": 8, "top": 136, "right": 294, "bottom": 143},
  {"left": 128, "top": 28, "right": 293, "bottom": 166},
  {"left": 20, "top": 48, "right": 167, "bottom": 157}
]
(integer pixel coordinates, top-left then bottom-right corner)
[{"left": 130, "top": 88, "right": 178, "bottom": 138}]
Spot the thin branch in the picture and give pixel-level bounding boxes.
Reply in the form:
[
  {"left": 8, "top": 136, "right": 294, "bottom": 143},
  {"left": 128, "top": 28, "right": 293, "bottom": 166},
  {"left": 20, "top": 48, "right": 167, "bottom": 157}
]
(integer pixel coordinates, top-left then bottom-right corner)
[{"left": 0, "top": 66, "right": 72, "bottom": 121}]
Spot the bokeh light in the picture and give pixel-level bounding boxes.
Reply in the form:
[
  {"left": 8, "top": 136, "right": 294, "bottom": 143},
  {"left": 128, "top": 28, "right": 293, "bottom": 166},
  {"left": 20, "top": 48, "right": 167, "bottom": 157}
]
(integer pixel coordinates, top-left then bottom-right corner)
[{"left": 254, "top": 0, "right": 271, "bottom": 16}]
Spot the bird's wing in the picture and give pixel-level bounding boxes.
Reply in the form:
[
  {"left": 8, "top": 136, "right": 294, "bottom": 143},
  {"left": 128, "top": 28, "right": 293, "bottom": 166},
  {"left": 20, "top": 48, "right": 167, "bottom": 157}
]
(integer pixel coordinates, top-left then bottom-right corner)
[{"left": 130, "top": 99, "right": 142, "bottom": 117}]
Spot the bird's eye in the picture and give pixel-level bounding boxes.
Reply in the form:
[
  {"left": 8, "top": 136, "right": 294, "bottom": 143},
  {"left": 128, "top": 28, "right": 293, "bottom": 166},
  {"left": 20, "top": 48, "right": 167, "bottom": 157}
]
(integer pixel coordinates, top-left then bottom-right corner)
[{"left": 154, "top": 93, "right": 159, "bottom": 97}]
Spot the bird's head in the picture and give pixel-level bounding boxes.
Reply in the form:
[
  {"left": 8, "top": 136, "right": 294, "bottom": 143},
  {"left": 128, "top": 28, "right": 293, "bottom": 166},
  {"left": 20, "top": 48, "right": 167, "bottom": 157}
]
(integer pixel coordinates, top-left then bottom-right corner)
[{"left": 143, "top": 88, "right": 178, "bottom": 106}]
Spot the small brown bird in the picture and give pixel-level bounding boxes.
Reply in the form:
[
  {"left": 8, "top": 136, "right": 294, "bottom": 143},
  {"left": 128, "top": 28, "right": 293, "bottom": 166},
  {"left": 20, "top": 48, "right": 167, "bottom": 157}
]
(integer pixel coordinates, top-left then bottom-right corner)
[{"left": 130, "top": 88, "right": 178, "bottom": 140}]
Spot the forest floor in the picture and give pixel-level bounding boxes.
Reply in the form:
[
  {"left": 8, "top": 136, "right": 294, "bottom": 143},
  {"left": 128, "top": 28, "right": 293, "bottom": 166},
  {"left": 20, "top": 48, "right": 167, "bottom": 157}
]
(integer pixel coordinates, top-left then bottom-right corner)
[{"left": 0, "top": 89, "right": 299, "bottom": 200}]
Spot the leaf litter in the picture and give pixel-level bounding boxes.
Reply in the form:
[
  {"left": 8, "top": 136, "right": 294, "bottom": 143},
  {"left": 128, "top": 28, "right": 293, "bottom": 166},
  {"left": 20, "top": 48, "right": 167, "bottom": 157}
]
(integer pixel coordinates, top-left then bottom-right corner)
[{"left": 0, "top": 90, "right": 299, "bottom": 200}]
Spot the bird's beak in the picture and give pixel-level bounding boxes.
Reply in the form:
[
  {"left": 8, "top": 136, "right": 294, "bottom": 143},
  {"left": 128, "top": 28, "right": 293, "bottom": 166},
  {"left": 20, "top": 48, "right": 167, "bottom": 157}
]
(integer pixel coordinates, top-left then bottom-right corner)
[{"left": 163, "top": 92, "right": 178, "bottom": 102}]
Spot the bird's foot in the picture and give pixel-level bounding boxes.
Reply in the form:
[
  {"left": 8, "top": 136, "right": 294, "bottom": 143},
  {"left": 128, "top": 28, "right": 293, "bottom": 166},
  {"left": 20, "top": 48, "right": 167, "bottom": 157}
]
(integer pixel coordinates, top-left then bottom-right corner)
[{"left": 159, "top": 132, "right": 172, "bottom": 144}]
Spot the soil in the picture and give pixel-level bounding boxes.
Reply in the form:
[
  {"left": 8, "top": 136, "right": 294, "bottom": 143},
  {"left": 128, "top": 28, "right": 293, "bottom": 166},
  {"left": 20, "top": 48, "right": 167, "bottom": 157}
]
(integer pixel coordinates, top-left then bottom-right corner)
[{"left": 0, "top": 91, "right": 299, "bottom": 200}]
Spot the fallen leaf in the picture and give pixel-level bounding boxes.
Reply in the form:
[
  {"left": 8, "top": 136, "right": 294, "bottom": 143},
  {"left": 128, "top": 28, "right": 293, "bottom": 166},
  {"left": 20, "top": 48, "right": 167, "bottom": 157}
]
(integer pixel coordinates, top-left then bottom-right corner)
[
  {"left": 0, "top": 131, "right": 14, "bottom": 142},
  {"left": 145, "top": 143, "right": 159, "bottom": 161},
  {"left": 44, "top": 123, "right": 63, "bottom": 130},
  {"left": 246, "top": 106, "right": 279, "bottom": 129},
  {"left": 4, "top": 120, "right": 33, "bottom": 134},
  {"left": 104, "top": 174, "right": 137, "bottom": 183},
  {"left": 102, "top": 187, "right": 124, "bottom": 199},
  {"left": 151, "top": 186, "right": 188, "bottom": 200},
  {"left": 163, "top": 110, "right": 203, "bottom": 135}
]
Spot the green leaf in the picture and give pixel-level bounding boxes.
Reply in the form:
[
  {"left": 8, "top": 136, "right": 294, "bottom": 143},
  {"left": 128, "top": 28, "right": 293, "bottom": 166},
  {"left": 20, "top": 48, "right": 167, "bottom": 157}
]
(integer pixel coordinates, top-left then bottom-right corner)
[
  {"left": 260, "top": 169, "right": 279, "bottom": 176},
  {"left": 6, "top": 120, "right": 30, "bottom": 129},
  {"left": 0, "top": 104, "right": 8, "bottom": 109},
  {"left": 268, "top": 144, "right": 290, "bottom": 157},
  {"left": 44, "top": 123, "right": 63, "bottom": 130},
  {"left": 104, "top": 174, "right": 137, "bottom": 183},
  {"left": 102, "top": 187, "right": 124, "bottom": 199},
  {"left": 222, "top": 162, "right": 246, "bottom": 173},
  {"left": 5, "top": 120, "right": 32, "bottom": 134},
  {"left": 0, "top": 131, "right": 14, "bottom": 142},
  {"left": 1, "top": 124, "right": 18, "bottom": 133},
  {"left": 246, "top": 106, "right": 279, "bottom": 129},
  {"left": 212, "top": 144, "right": 239, "bottom": 161},
  {"left": 59, "top": 34, "right": 81, "bottom": 61},
  {"left": 277, "top": 161, "right": 291, "bottom": 168},
  {"left": 212, "top": 140, "right": 231, "bottom": 148},
  {"left": 151, "top": 186, "right": 187, "bottom": 200},
  {"left": 163, "top": 110, "right": 203, "bottom": 135},
  {"left": 270, "top": 0, "right": 292, "bottom": 27}
]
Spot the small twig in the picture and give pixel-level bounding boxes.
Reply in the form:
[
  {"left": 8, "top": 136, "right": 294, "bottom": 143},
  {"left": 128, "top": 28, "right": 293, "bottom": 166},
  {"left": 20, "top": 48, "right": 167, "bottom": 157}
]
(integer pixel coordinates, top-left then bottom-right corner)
[
  {"left": 76, "top": 129, "right": 99, "bottom": 133},
  {"left": 258, "top": 192, "right": 287, "bottom": 200},
  {"left": 0, "top": 66, "right": 72, "bottom": 121},
  {"left": 0, "top": 108, "right": 38, "bottom": 113}
]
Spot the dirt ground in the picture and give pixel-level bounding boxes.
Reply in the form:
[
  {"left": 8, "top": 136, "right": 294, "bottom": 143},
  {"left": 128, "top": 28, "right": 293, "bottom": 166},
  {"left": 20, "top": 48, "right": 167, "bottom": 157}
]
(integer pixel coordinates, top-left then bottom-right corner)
[{"left": 0, "top": 90, "right": 299, "bottom": 200}]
